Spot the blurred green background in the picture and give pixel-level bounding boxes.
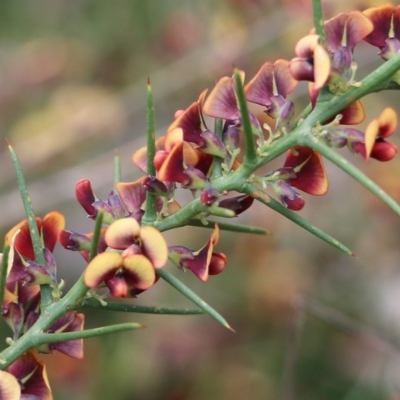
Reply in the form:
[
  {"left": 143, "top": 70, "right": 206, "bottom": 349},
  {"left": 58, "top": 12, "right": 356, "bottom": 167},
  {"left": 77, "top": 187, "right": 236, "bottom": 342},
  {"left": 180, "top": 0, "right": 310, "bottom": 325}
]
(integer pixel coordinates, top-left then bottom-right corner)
[{"left": 1, "top": 0, "right": 400, "bottom": 399}]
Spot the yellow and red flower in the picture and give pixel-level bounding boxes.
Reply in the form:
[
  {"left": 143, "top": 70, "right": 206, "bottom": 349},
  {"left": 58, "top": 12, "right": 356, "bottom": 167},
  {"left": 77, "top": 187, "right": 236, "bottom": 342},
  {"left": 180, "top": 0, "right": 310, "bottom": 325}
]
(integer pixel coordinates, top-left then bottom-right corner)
[{"left": 84, "top": 218, "right": 168, "bottom": 298}]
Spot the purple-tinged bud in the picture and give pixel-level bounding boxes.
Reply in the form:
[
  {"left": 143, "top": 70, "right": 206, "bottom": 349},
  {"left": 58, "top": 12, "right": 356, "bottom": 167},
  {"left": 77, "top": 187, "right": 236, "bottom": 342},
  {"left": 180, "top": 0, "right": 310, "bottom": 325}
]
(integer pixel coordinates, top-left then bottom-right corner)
[
  {"left": 168, "top": 246, "right": 194, "bottom": 269},
  {"left": 108, "top": 193, "right": 126, "bottom": 219},
  {"left": 269, "top": 96, "right": 295, "bottom": 124},
  {"left": 200, "top": 187, "right": 220, "bottom": 206},
  {"left": 60, "top": 230, "right": 92, "bottom": 251},
  {"left": 92, "top": 200, "right": 116, "bottom": 224},
  {"left": 266, "top": 167, "right": 296, "bottom": 182},
  {"left": 219, "top": 195, "right": 254, "bottom": 215},
  {"left": 200, "top": 130, "right": 226, "bottom": 158},
  {"left": 43, "top": 248, "right": 56, "bottom": 281},
  {"left": 23, "top": 260, "right": 56, "bottom": 286},
  {"left": 143, "top": 176, "right": 170, "bottom": 196},
  {"left": 2, "top": 302, "right": 24, "bottom": 339},
  {"left": 223, "top": 124, "right": 240, "bottom": 151},
  {"left": 182, "top": 167, "right": 209, "bottom": 189},
  {"left": 272, "top": 181, "right": 305, "bottom": 211},
  {"left": 75, "top": 179, "right": 97, "bottom": 217}
]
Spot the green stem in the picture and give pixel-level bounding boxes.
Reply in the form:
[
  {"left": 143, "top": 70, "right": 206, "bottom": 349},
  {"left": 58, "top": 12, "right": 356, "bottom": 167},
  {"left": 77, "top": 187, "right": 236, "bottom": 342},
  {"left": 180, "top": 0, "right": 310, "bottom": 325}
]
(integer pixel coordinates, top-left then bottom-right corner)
[
  {"left": 244, "top": 184, "right": 354, "bottom": 255},
  {"left": 8, "top": 144, "right": 52, "bottom": 308},
  {"left": 312, "top": 0, "right": 326, "bottom": 46},
  {"left": 89, "top": 211, "right": 104, "bottom": 262},
  {"left": 210, "top": 118, "right": 224, "bottom": 179},
  {"left": 114, "top": 150, "right": 122, "bottom": 189},
  {"left": 34, "top": 323, "right": 144, "bottom": 345},
  {"left": 142, "top": 79, "right": 157, "bottom": 224},
  {"left": 303, "top": 136, "right": 400, "bottom": 217},
  {"left": 308, "top": 51, "right": 400, "bottom": 127},
  {"left": 80, "top": 299, "right": 204, "bottom": 315},
  {"left": 0, "top": 244, "right": 10, "bottom": 313},
  {"left": 156, "top": 268, "right": 233, "bottom": 331},
  {"left": 234, "top": 68, "right": 257, "bottom": 164},
  {"left": 187, "top": 219, "right": 269, "bottom": 235}
]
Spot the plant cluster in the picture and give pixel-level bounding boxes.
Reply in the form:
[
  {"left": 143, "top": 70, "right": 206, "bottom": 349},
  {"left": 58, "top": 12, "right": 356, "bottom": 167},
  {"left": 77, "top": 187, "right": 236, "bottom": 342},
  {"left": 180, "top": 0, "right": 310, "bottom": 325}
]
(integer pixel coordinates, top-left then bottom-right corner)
[{"left": 1, "top": 2, "right": 400, "bottom": 398}]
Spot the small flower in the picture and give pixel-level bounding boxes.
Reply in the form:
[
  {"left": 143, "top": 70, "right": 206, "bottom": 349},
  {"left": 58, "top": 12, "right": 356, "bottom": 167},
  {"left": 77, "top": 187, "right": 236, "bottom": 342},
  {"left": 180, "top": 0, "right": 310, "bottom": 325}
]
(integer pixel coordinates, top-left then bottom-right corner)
[
  {"left": 324, "top": 11, "right": 373, "bottom": 81},
  {"left": 323, "top": 108, "right": 398, "bottom": 161},
  {"left": 245, "top": 59, "right": 297, "bottom": 110},
  {"left": 168, "top": 225, "right": 224, "bottom": 281},
  {"left": 202, "top": 73, "right": 244, "bottom": 121},
  {"left": 218, "top": 194, "right": 254, "bottom": 215},
  {"left": 272, "top": 180, "right": 305, "bottom": 211},
  {"left": 84, "top": 218, "right": 168, "bottom": 297},
  {"left": 363, "top": 5, "right": 400, "bottom": 60},
  {"left": 5, "top": 211, "right": 65, "bottom": 262},
  {"left": 290, "top": 34, "right": 331, "bottom": 91},
  {"left": 76, "top": 180, "right": 127, "bottom": 223},
  {"left": 7, "top": 350, "right": 53, "bottom": 400},
  {"left": 283, "top": 146, "right": 328, "bottom": 196},
  {"left": 266, "top": 146, "right": 328, "bottom": 211},
  {"left": 38, "top": 311, "right": 85, "bottom": 359},
  {"left": 364, "top": 107, "right": 398, "bottom": 161}
]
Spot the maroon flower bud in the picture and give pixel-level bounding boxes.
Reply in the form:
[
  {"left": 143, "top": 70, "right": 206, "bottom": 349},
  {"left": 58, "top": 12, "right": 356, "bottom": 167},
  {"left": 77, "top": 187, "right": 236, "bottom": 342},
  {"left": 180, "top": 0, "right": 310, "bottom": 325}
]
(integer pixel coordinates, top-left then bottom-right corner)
[
  {"left": 219, "top": 195, "right": 254, "bottom": 215},
  {"left": 75, "top": 179, "right": 97, "bottom": 217},
  {"left": 200, "top": 187, "right": 220, "bottom": 206},
  {"left": 272, "top": 181, "right": 305, "bottom": 211}
]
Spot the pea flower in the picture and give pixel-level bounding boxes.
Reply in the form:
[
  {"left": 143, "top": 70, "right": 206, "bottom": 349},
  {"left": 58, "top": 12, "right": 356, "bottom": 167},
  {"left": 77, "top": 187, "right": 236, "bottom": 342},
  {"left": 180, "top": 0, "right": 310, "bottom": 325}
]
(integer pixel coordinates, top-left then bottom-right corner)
[
  {"left": 363, "top": 5, "right": 400, "bottom": 60},
  {"left": 0, "top": 350, "right": 53, "bottom": 400},
  {"left": 84, "top": 218, "right": 168, "bottom": 298},
  {"left": 168, "top": 225, "right": 226, "bottom": 281}
]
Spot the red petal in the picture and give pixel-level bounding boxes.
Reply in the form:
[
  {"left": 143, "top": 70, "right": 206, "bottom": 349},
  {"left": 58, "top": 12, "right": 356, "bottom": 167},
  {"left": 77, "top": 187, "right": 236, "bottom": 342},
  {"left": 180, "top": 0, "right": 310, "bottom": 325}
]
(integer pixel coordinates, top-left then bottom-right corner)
[
  {"left": 167, "top": 102, "right": 204, "bottom": 145},
  {"left": 377, "top": 107, "right": 397, "bottom": 138},
  {"left": 246, "top": 60, "right": 297, "bottom": 107},
  {"left": 202, "top": 76, "right": 241, "bottom": 120},
  {"left": 340, "top": 100, "right": 365, "bottom": 125},
  {"left": 8, "top": 350, "right": 52, "bottom": 400},
  {"left": 116, "top": 177, "right": 147, "bottom": 214},
  {"left": 370, "top": 141, "right": 398, "bottom": 161},
  {"left": 42, "top": 211, "right": 65, "bottom": 253},
  {"left": 363, "top": 5, "right": 399, "bottom": 48},
  {"left": 184, "top": 225, "right": 220, "bottom": 282},
  {"left": 132, "top": 136, "right": 165, "bottom": 173},
  {"left": 324, "top": 11, "right": 373, "bottom": 51},
  {"left": 75, "top": 179, "right": 97, "bottom": 217},
  {"left": 284, "top": 146, "right": 328, "bottom": 195}
]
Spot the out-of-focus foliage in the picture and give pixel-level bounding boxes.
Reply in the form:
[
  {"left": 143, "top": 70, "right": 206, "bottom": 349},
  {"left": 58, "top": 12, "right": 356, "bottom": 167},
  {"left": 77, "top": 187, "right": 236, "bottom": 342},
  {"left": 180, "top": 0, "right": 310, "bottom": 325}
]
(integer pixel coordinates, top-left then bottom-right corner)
[{"left": 1, "top": 0, "right": 400, "bottom": 399}]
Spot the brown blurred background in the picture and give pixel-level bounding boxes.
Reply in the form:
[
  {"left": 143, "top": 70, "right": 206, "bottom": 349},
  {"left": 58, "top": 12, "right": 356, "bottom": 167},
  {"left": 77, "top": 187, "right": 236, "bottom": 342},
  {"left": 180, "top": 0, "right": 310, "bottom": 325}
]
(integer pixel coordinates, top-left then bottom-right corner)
[{"left": 1, "top": 0, "right": 400, "bottom": 399}]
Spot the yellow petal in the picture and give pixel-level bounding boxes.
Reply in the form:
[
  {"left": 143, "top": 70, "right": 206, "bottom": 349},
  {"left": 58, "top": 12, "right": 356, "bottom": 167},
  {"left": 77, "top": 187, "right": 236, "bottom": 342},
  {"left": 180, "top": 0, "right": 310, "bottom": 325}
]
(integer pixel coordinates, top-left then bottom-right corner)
[
  {"left": 105, "top": 218, "right": 141, "bottom": 249},
  {"left": 122, "top": 254, "right": 156, "bottom": 290},
  {"left": 84, "top": 252, "right": 123, "bottom": 288},
  {"left": 140, "top": 226, "right": 168, "bottom": 269},
  {"left": 0, "top": 370, "right": 21, "bottom": 400}
]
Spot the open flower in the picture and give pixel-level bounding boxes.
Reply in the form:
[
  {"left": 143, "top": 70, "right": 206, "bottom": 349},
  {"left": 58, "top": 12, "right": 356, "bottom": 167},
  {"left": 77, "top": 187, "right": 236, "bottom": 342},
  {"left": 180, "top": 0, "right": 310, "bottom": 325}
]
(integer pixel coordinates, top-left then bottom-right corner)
[
  {"left": 323, "top": 108, "right": 398, "bottom": 161},
  {"left": 168, "top": 224, "right": 225, "bottom": 281},
  {"left": 38, "top": 311, "right": 84, "bottom": 359},
  {"left": 75, "top": 179, "right": 127, "bottom": 224},
  {"left": 364, "top": 107, "right": 398, "bottom": 161},
  {"left": 290, "top": 34, "right": 331, "bottom": 91},
  {"left": 267, "top": 146, "right": 328, "bottom": 211},
  {"left": 5, "top": 211, "right": 65, "bottom": 262},
  {"left": 5, "top": 350, "right": 53, "bottom": 400},
  {"left": 84, "top": 218, "right": 168, "bottom": 297},
  {"left": 363, "top": 5, "right": 400, "bottom": 60}
]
